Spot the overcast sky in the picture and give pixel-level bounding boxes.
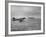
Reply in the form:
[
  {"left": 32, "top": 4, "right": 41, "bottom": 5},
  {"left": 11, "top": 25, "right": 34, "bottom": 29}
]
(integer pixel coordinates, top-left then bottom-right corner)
[{"left": 11, "top": 5, "right": 41, "bottom": 18}]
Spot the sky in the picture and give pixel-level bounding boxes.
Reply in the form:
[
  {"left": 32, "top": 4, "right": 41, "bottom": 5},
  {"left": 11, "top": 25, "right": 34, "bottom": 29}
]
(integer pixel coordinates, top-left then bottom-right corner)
[{"left": 11, "top": 5, "right": 41, "bottom": 18}]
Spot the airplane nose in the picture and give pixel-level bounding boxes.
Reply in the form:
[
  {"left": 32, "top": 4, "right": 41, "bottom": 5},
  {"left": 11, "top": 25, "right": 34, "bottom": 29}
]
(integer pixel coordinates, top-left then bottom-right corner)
[{"left": 12, "top": 17, "right": 16, "bottom": 21}]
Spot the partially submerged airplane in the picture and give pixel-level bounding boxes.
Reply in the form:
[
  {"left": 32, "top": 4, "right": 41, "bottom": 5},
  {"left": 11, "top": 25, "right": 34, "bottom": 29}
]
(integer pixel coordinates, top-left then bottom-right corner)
[
  {"left": 12, "top": 17, "right": 26, "bottom": 22},
  {"left": 12, "top": 16, "right": 35, "bottom": 22}
]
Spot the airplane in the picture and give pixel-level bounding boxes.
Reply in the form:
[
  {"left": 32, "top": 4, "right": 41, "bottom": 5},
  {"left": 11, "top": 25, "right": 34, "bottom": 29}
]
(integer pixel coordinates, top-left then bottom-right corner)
[{"left": 12, "top": 17, "right": 26, "bottom": 22}]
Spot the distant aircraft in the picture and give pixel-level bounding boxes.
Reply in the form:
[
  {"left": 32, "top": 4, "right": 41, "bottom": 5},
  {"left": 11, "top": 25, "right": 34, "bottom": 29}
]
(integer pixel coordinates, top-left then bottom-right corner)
[{"left": 12, "top": 17, "right": 26, "bottom": 22}]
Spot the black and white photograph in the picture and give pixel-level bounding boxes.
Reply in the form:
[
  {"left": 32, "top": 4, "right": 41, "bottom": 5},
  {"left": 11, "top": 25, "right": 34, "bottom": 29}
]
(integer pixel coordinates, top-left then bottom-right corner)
[
  {"left": 0, "top": 0, "right": 46, "bottom": 37},
  {"left": 4, "top": 0, "right": 45, "bottom": 36},
  {"left": 11, "top": 5, "right": 41, "bottom": 31},
  {"left": 7, "top": 2, "right": 44, "bottom": 35}
]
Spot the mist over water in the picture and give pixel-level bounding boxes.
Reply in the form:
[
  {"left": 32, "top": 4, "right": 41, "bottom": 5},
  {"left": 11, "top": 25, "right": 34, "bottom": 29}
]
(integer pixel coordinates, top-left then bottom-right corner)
[{"left": 11, "top": 6, "right": 41, "bottom": 18}]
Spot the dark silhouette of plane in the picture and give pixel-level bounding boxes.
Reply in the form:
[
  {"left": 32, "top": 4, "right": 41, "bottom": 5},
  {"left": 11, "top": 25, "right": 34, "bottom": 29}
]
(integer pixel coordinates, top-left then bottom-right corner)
[{"left": 12, "top": 17, "right": 26, "bottom": 22}]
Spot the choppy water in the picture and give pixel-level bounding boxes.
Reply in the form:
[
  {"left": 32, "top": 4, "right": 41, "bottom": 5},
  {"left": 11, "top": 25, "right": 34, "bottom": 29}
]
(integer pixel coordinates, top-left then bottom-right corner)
[{"left": 11, "top": 18, "right": 41, "bottom": 31}]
